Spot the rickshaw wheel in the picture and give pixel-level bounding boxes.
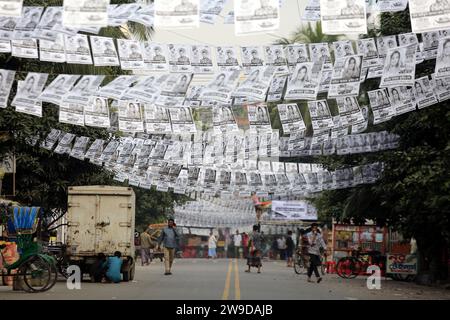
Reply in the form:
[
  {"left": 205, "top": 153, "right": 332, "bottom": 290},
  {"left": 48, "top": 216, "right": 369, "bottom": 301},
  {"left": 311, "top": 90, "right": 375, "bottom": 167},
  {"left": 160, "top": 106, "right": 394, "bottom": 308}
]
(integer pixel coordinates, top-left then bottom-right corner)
[{"left": 19, "top": 256, "right": 55, "bottom": 293}]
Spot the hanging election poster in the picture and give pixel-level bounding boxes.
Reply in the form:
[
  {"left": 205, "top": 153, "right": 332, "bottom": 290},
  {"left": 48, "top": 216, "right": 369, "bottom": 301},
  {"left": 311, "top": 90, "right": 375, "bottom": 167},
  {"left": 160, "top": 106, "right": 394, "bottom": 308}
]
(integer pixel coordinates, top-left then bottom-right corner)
[
  {"left": 328, "top": 55, "right": 362, "bottom": 98},
  {"left": 0, "top": 0, "right": 23, "bottom": 17},
  {"left": 284, "top": 62, "right": 322, "bottom": 100},
  {"left": 264, "top": 44, "right": 288, "bottom": 74},
  {"left": 332, "top": 40, "right": 355, "bottom": 59},
  {"left": 234, "top": 0, "right": 279, "bottom": 35},
  {"left": 422, "top": 31, "right": 440, "bottom": 60},
  {"left": 0, "top": 69, "right": 15, "bottom": 108},
  {"left": 432, "top": 74, "right": 450, "bottom": 101},
  {"left": 154, "top": 0, "right": 199, "bottom": 29},
  {"left": 169, "top": 106, "right": 197, "bottom": 133},
  {"left": 64, "top": 75, "right": 105, "bottom": 106},
  {"left": 12, "top": 72, "right": 48, "bottom": 117},
  {"left": 59, "top": 103, "right": 85, "bottom": 126},
  {"left": 336, "top": 96, "right": 364, "bottom": 126},
  {"left": 117, "top": 39, "right": 145, "bottom": 70},
  {"left": 277, "top": 103, "right": 306, "bottom": 135},
  {"left": 380, "top": 44, "right": 417, "bottom": 87},
  {"left": 144, "top": 104, "right": 172, "bottom": 134},
  {"left": 90, "top": 35, "right": 120, "bottom": 67},
  {"left": 168, "top": 43, "right": 193, "bottom": 72},
  {"left": 320, "top": 0, "right": 367, "bottom": 35},
  {"left": 215, "top": 46, "right": 240, "bottom": 71},
  {"left": 413, "top": 76, "right": 438, "bottom": 109},
  {"left": 247, "top": 103, "right": 272, "bottom": 132},
  {"left": 11, "top": 38, "right": 38, "bottom": 59},
  {"left": 367, "top": 88, "right": 395, "bottom": 124},
  {"left": 267, "top": 74, "right": 287, "bottom": 102},
  {"left": 387, "top": 86, "right": 416, "bottom": 115},
  {"left": 435, "top": 37, "right": 450, "bottom": 78},
  {"left": 64, "top": 34, "right": 93, "bottom": 64},
  {"left": 62, "top": 0, "right": 109, "bottom": 27},
  {"left": 307, "top": 100, "right": 334, "bottom": 132},
  {"left": 70, "top": 136, "right": 90, "bottom": 160},
  {"left": 39, "top": 74, "right": 80, "bottom": 105},
  {"left": 285, "top": 44, "right": 309, "bottom": 71},
  {"left": 84, "top": 96, "right": 110, "bottom": 128},
  {"left": 39, "top": 33, "right": 66, "bottom": 63},
  {"left": 191, "top": 44, "right": 214, "bottom": 74},
  {"left": 141, "top": 42, "right": 169, "bottom": 72},
  {"left": 408, "top": 0, "right": 450, "bottom": 33}
]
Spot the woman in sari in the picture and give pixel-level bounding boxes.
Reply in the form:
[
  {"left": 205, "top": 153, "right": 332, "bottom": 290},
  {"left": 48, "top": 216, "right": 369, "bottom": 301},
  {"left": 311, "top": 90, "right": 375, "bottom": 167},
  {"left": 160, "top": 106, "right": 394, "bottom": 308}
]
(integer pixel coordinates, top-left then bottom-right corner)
[{"left": 245, "top": 225, "right": 264, "bottom": 273}]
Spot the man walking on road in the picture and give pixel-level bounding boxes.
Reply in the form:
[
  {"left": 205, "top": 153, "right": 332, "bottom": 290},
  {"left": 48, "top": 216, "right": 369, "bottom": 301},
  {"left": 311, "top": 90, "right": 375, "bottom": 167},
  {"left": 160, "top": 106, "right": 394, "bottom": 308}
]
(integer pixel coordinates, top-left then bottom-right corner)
[
  {"left": 208, "top": 232, "right": 217, "bottom": 259},
  {"left": 140, "top": 228, "right": 153, "bottom": 266},
  {"left": 233, "top": 230, "right": 242, "bottom": 258},
  {"left": 306, "top": 223, "right": 326, "bottom": 283},
  {"left": 157, "top": 218, "right": 180, "bottom": 275}
]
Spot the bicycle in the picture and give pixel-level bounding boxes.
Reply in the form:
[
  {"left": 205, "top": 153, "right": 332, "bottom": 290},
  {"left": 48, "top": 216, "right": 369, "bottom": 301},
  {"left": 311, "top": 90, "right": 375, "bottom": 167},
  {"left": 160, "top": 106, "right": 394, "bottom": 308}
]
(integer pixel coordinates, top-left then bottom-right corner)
[
  {"left": 336, "top": 248, "right": 384, "bottom": 279},
  {"left": 0, "top": 205, "right": 58, "bottom": 292},
  {"left": 293, "top": 247, "right": 327, "bottom": 275}
]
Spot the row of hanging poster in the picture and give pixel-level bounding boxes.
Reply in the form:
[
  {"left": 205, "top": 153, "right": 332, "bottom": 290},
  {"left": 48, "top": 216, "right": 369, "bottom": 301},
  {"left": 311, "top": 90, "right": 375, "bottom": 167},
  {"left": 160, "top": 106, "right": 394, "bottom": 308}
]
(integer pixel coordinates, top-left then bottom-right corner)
[
  {"left": 1, "top": 1, "right": 449, "bottom": 34},
  {"left": 28, "top": 127, "right": 384, "bottom": 197}
]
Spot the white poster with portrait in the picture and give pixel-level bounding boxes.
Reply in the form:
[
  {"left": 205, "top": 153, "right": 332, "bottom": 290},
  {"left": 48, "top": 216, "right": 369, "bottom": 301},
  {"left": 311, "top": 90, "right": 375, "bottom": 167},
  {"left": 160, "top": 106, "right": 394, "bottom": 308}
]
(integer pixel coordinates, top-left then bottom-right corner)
[
  {"left": 240, "top": 46, "right": 265, "bottom": 75},
  {"left": 90, "top": 35, "right": 120, "bottom": 67},
  {"left": 376, "top": 0, "right": 408, "bottom": 12},
  {"left": 59, "top": 103, "right": 85, "bottom": 126},
  {"left": 0, "top": 69, "right": 15, "bottom": 108},
  {"left": 216, "top": 46, "right": 240, "bottom": 71},
  {"left": 422, "top": 31, "right": 440, "bottom": 60},
  {"left": 84, "top": 96, "right": 110, "bottom": 128},
  {"left": 12, "top": 72, "right": 48, "bottom": 117},
  {"left": 118, "top": 100, "right": 144, "bottom": 132},
  {"left": 200, "top": 70, "right": 240, "bottom": 104},
  {"left": 39, "top": 74, "right": 80, "bottom": 105},
  {"left": 63, "top": 75, "right": 105, "bottom": 106},
  {"left": 285, "top": 44, "right": 309, "bottom": 71},
  {"left": 387, "top": 86, "right": 416, "bottom": 116},
  {"left": 435, "top": 37, "right": 450, "bottom": 78},
  {"left": 70, "top": 136, "right": 90, "bottom": 160},
  {"left": 432, "top": 74, "right": 450, "bottom": 101},
  {"left": 380, "top": 44, "right": 417, "bottom": 87},
  {"left": 328, "top": 55, "right": 362, "bottom": 99},
  {"left": 156, "top": 73, "right": 193, "bottom": 107},
  {"left": 13, "top": 6, "right": 43, "bottom": 39},
  {"left": 144, "top": 104, "right": 173, "bottom": 133},
  {"left": 309, "top": 42, "right": 332, "bottom": 70},
  {"left": 247, "top": 103, "right": 272, "bottom": 132},
  {"left": 168, "top": 43, "right": 193, "bottom": 72},
  {"left": 0, "top": 16, "right": 18, "bottom": 40},
  {"left": 117, "top": 39, "right": 145, "bottom": 70},
  {"left": 98, "top": 75, "right": 138, "bottom": 100},
  {"left": 0, "top": 0, "right": 23, "bottom": 17},
  {"left": 39, "top": 33, "right": 66, "bottom": 63},
  {"left": 200, "top": 0, "right": 226, "bottom": 24},
  {"left": 332, "top": 40, "right": 355, "bottom": 59},
  {"left": 191, "top": 44, "right": 214, "bottom": 74},
  {"left": 233, "top": 66, "right": 274, "bottom": 102},
  {"left": 409, "top": 0, "right": 450, "bottom": 33},
  {"left": 234, "top": 0, "right": 280, "bottom": 35},
  {"left": 154, "top": 0, "right": 199, "bottom": 29},
  {"left": 267, "top": 74, "right": 287, "bottom": 102},
  {"left": 307, "top": 100, "right": 334, "bottom": 131},
  {"left": 62, "top": 0, "right": 109, "bottom": 27},
  {"left": 11, "top": 38, "right": 38, "bottom": 58},
  {"left": 413, "top": 76, "right": 438, "bottom": 109},
  {"left": 336, "top": 96, "right": 364, "bottom": 126},
  {"left": 264, "top": 45, "right": 288, "bottom": 74},
  {"left": 285, "top": 62, "right": 322, "bottom": 100},
  {"left": 64, "top": 34, "right": 93, "bottom": 64},
  {"left": 277, "top": 103, "right": 306, "bottom": 135},
  {"left": 398, "top": 32, "right": 424, "bottom": 63},
  {"left": 168, "top": 106, "right": 197, "bottom": 133},
  {"left": 141, "top": 42, "right": 169, "bottom": 72},
  {"left": 367, "top": 88, "right": 394, "bottom": 124},
  {"left": 320, "top": 0, "right": 367, "bottom": 35}
]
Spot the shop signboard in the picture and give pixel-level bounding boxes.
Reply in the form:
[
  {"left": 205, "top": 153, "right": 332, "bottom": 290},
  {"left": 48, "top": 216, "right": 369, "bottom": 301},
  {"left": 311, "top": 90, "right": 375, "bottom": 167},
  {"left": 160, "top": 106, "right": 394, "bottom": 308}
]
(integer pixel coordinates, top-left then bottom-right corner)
[{"left": 386, "top": 253, "right": 418, "bottom": 275}]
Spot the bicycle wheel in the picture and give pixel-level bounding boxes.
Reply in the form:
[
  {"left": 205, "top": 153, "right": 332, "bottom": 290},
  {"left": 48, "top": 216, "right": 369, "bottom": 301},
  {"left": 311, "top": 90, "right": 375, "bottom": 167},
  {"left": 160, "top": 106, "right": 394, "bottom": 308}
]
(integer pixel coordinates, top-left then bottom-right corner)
[
  {"left": 336, "top": 257, "right": 359, "bottom": 279},
  {"left": 294, "top": 253, "right": 307, "bottom": 275},
  {"left": 19, "top": 256, "right": 54, "bottom": 293},
  {"left": 57, "top": 255, "right": 70, "bottom": 279}
]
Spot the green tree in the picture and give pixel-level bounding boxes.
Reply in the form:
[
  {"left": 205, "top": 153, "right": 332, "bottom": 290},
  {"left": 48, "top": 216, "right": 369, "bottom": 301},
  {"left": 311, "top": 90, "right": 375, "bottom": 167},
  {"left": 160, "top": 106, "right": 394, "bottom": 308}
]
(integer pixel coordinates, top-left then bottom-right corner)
[
  {"left": 275, "top": 22, "right": 340, "bottom": 45},
  {"left": 312, "top": 9, "right": 450, "bottom": 283},
  {"left": 0, "top": 0, "right": 184, "bottom": 232}
]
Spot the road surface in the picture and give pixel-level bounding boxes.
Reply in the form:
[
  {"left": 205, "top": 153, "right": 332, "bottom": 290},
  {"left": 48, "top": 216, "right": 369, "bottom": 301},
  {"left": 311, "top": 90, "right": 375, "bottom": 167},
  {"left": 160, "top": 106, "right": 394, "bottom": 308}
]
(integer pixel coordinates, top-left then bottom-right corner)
[{"left": 0, "top": 259, "right": 448, "bottom": 300}]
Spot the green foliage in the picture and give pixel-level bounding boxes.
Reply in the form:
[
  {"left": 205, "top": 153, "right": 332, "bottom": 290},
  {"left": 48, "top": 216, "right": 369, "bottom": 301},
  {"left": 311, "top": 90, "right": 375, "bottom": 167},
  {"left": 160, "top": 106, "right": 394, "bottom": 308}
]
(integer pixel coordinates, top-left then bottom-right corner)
[
  {"left": 311, "top": 9, "right": 450, "bottom": 280},
  {"left": 275, "top": 22, "right": 340, "bottom": 45},
  {"left": 0, "top": 0, "right": 181, "bottom": 230}
]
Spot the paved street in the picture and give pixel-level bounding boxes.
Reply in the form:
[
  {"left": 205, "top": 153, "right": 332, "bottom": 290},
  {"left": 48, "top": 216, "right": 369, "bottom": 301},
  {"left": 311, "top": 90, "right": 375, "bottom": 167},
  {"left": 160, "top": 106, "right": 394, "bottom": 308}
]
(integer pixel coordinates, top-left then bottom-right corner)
[{"left": 0, "top": 259, "right": 449, "bottom": 300}]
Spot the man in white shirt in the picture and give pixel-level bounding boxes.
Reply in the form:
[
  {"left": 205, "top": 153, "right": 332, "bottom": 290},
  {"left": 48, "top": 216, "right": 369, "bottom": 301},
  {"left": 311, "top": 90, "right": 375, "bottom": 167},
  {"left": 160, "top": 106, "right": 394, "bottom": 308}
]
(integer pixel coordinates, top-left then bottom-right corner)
[{"left": 234, "top": 230, "right": 242, "bottom": 258}]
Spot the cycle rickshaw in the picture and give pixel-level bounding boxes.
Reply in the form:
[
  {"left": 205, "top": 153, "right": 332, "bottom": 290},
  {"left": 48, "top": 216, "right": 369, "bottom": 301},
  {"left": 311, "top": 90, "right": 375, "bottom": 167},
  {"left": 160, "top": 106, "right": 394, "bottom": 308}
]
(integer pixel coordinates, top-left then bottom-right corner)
[{"left": 0, "top": 205, "right": 58, "bottom": 292}]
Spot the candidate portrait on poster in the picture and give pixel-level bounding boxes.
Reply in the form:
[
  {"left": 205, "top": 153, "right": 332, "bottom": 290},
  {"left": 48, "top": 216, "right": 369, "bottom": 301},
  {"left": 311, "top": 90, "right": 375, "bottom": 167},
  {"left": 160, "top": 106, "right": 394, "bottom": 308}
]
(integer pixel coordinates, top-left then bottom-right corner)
[
  {"left": 368, "top": 88, "right": 394, "bottom": 124},
  {"left": 409, "top": 0, "right": 450, "bottom": 33},
  {"left": 307, "top": 100, "right": 334, "bottom": 131},
  {"left": 234, "top": 0, "right": 279, "bottom": 35},
  {"left": 216, "top": 46, "right": 240, "bottom": 71},
  {"left": 84, "top": 96, "right": 110, "bottom": 128},
  {"left": 155, "top": 0, "right": 200, "bottom": 29},
  {"left": 62, "top": 0, "right": 109, "bottom": 27},
  {"left": 414, "top": 76, "right": 438, "bottom": 109},
  {"left": 64, "top": 34, "right": 93, "bottom": 64},
  {"left": 285, "top": 62, "right": 322, "bottom": 100},
  {"left": 380, "top": 44, "right": 417, "bottom": 87},
  {"left": 435, "top": 37, "right": 450, "bottom": 78},
  {"left": 142, "top": 42, "right": 169, "bottom": 71},
  {"left": 328, "top": 55, "right": 362, "bottom": 98},
  {"left": 90, "top": 36, "right": 120, "bottom": 67},
  {"left": 0, "top": 69, "right": 15, "bottom": 108}
]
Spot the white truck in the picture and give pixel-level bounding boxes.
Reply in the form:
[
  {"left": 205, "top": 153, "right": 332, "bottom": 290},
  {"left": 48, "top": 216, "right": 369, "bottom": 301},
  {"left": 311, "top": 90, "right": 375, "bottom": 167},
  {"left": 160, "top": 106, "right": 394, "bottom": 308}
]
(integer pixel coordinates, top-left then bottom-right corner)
[{"left": 65, "top": 185, "right": 136, "bottom": 281}]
